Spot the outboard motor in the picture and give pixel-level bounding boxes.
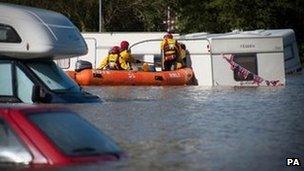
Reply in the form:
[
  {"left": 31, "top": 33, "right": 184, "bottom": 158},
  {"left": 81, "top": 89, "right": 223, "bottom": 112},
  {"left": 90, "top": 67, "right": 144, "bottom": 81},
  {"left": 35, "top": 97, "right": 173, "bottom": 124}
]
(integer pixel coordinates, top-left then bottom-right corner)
[{"left": 75, "top": 60, "right": 92, "bottom": 72}]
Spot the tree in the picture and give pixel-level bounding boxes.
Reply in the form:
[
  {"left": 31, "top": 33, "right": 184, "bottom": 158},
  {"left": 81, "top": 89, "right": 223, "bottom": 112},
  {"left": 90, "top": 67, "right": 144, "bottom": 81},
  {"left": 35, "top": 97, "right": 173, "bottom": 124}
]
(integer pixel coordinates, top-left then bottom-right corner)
[{"left": 101, "top": 0, "right": 170, "bottom": 32}]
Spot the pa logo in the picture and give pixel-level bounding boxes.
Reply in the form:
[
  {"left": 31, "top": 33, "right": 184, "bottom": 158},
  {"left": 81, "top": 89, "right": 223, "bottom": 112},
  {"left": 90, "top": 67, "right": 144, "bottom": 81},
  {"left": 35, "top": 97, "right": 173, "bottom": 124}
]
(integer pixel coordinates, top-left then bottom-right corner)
[{"left": 286, "top": 158, "right": 301, "bottom": 166}]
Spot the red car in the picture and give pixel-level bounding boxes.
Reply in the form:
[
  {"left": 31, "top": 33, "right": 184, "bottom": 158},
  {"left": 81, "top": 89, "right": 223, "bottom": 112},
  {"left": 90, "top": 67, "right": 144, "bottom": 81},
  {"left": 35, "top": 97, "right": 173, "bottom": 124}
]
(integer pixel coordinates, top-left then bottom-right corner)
[{"left": 0, "top": 106, "right": 122, "bottom": 168}]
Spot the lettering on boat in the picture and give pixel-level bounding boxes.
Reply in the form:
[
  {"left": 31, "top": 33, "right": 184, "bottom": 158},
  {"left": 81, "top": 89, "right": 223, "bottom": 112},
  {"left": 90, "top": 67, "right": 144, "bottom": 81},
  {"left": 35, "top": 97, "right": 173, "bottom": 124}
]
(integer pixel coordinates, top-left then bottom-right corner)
[{"left": 169, "top": 72, "right": 181, "bottom": 78}]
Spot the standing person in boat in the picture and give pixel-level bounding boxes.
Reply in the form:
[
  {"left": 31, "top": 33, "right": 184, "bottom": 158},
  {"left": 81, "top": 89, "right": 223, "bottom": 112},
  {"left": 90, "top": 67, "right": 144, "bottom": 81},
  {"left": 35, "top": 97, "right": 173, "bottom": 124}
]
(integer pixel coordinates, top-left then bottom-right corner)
[
  {"left": 160, "top": 32, "right": 180, "bottom": 71},
  {"left": 97, "top": 46, "right": 121, "bottom": 70}
]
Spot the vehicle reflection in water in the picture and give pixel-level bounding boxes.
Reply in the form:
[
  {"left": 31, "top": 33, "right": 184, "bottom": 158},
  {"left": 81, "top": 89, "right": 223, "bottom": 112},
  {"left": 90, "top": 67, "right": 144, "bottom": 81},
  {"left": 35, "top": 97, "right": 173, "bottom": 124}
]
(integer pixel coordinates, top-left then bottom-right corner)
[{"left": 8, "top": 74, "right": 304, "bottom": 170}]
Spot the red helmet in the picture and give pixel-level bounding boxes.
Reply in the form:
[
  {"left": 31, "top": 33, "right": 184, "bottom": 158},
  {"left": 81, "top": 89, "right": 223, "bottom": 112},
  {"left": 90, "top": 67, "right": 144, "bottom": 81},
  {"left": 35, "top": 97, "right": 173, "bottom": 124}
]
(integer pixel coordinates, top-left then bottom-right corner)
[
  {"left": 120, "top": 41, "right": 129, "bottom": 50},
  {"left": 163, "top": 32, "right": 173, "bottom": 39},
  {"left": 110, "top": 46, "right": 120, "bottom": 54}
]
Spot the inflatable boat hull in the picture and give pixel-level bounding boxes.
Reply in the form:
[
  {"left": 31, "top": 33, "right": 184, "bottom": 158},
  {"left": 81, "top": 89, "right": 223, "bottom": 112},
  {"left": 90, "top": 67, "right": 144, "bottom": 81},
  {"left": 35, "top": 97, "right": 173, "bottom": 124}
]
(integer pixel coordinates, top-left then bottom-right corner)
[{"left": 66, "top": 68, "right": 194, "bottom": 86}]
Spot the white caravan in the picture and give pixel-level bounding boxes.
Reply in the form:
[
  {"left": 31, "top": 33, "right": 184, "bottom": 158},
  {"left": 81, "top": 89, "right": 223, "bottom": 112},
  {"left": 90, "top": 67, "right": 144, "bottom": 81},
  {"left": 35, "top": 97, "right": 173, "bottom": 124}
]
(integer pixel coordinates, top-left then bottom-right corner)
[
  {"left": 0, "top": 3, "right": 99, "bottom": 103},
  {"left": 57, "top": 30, "right": 301, "bottom": 86},
  {"left": 181, "top": 29, "right": 301, "bottom": 86}
]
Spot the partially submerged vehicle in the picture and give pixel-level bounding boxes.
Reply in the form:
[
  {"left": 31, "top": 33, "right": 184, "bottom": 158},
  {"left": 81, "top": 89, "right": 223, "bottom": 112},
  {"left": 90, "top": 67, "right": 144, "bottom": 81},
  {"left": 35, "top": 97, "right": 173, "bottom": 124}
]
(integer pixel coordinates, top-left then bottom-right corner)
[
  {"left": 0, "top": 106, "right": 122, "bottom": 168},
  {"left": 0, "top": 3, "right": 99, "bottom": 103}
]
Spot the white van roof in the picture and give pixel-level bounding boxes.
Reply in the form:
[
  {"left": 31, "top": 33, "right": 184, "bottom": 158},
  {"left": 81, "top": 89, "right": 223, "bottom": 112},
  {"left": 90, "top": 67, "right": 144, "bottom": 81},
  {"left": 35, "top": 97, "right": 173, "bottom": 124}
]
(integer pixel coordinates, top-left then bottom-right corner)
[{"left": 0, "top": 3, "right": 87, "bottom": 59}]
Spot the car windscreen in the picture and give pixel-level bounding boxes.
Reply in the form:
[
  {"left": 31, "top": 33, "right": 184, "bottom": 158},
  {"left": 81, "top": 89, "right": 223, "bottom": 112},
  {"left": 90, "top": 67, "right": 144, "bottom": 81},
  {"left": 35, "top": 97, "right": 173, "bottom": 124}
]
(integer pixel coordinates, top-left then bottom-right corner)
[
  {"left": 26, "top": 60, "right": 81, "bottom": 93},
  {"left": 27, "top": 112, "right": 121, "bottom": 157}
]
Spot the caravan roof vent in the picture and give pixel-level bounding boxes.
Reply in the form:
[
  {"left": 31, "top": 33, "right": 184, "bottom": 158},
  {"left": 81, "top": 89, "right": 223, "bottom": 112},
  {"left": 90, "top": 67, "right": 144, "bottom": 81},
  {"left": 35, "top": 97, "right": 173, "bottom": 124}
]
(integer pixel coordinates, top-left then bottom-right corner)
[{"left": 0, "top": 3, "right": 88, "bottom": 59}]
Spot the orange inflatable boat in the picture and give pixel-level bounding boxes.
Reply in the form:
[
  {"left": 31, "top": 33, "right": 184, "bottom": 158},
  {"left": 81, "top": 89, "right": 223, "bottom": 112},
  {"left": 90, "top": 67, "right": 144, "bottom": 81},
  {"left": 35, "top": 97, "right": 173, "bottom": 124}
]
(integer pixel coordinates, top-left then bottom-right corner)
[{"left": 66, "top": 68, "right": 194, "bottom": 86}]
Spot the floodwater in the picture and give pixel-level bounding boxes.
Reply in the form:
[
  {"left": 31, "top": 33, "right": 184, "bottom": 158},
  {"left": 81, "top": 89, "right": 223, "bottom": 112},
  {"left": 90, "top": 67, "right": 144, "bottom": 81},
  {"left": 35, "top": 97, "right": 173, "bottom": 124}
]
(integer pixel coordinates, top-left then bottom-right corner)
[
  {"left": 56, "top": 73, "right": 304, "bottom": 171},
  {"left": 16, "top": 73, "right": 304, "bottom": 170}
]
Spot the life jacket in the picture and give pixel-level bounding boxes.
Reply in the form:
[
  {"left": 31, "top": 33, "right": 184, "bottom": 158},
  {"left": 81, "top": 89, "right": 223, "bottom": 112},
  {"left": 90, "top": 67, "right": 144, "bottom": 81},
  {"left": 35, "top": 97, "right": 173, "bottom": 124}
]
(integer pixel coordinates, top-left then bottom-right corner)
[
  {"left": 119, "top": 50, "right": 132, "bottom": 70},
  {"left": 120, "top": 50, "right": 131, "bottom": 61},
  {"left": 107, "top": 53, "right": 120, "bottom": 70},
  {"left": 162, "top": 38, "right": 179, "bottom": 61}
]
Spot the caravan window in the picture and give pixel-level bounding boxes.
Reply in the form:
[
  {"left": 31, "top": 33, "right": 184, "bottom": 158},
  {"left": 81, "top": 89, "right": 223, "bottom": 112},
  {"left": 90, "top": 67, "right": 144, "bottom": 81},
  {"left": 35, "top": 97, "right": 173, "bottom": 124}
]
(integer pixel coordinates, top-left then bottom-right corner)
[
  {"left": 0, "top": 24, "right": 22, "bottom": 43},
  {"left": 233, "top": 54, "right": 257, "bottom": 81}
]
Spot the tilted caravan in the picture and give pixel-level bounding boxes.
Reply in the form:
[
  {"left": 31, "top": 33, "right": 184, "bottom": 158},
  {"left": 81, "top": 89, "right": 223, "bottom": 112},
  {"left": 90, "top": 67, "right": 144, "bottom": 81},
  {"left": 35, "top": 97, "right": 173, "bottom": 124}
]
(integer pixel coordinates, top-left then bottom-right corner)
[
  {"left": 187, "top": 29, "right": 301, "bottom": 86},
  {"left": 0, "top": 3, "right": 99, "bottom": 103}
]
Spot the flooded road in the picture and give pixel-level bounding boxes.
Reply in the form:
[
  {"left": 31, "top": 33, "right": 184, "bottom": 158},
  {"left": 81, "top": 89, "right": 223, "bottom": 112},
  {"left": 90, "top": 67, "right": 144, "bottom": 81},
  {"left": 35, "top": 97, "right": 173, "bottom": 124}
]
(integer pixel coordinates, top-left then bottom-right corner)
[{"left": 24, "top": 73, "right": 304, "bottom": 171}]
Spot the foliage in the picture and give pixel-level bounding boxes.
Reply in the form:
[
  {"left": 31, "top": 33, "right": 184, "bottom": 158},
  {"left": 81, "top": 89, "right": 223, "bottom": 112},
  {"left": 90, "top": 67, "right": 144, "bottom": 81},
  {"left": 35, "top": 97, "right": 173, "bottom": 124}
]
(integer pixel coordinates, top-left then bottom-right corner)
[{"left": 101, "top": 0, "right": 169, "bottom": 31}]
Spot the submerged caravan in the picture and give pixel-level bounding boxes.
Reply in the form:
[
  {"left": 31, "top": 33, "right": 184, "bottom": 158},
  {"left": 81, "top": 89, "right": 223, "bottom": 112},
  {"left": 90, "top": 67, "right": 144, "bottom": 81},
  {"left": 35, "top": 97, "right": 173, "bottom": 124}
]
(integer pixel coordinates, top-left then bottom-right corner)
[{"left": 0, "top": 3, "right": 99, "bottom": 103}]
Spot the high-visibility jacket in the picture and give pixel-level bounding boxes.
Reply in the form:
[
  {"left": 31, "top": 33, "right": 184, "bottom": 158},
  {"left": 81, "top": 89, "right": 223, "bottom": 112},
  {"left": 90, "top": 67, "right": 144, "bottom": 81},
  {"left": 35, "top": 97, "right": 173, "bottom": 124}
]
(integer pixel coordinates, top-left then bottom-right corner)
[
  {"left": 160, "top": 38, "right": 179, "bottom": 61},
  {"left": 97, "top": 53, "right": 120, "bottom": 70},
  {"left": 119, "top": 50, "right": 134, "bottom": 70}
]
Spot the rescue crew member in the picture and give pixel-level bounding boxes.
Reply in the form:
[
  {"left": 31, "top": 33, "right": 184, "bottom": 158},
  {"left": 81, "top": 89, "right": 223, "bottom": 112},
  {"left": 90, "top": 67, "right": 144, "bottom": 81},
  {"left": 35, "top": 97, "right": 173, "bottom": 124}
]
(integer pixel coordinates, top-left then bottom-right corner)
[
  {"left": 119, "top": 41, "right": 133, "bottom": 70},
  {"left": 160, "top": 33, "right": 179, "bottom": 71},
  {"left": 97, "top": 46, "right": 121, "bottom": 70},
  {"left": 176, "top": 43, "right": 187, "bottom": 69}
]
